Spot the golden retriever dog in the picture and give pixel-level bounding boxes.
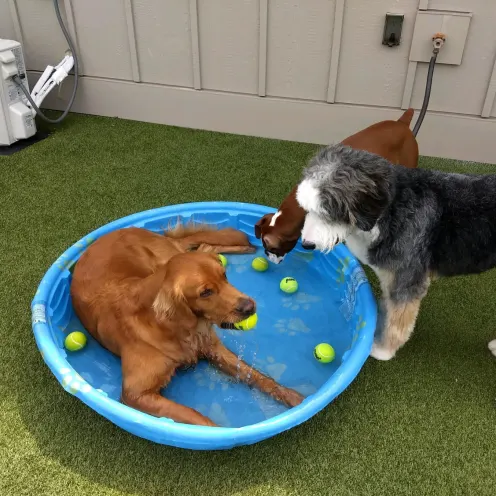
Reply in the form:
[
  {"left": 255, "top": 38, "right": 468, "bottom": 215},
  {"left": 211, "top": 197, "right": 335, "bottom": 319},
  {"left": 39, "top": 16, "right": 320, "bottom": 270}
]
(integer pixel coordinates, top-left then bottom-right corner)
[{"left": 70, "top": 225, "right": 304, "bottom": 426}]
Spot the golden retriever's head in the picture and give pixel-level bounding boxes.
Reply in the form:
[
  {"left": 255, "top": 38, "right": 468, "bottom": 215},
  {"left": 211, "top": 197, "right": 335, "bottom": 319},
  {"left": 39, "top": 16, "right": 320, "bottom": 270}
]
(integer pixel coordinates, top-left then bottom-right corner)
[{"left": 154, "top": 252, "right": 255, "bottom": 328}]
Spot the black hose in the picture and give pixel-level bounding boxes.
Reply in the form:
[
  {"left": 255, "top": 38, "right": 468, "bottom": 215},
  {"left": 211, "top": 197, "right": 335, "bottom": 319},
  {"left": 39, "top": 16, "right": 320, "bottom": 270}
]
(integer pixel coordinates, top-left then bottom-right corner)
[
  {"left": 13, "top": 0, "right": 79, "bottom": 124},
  {"left": 412, "top": 52, "right": 437, "bottom": 137}
]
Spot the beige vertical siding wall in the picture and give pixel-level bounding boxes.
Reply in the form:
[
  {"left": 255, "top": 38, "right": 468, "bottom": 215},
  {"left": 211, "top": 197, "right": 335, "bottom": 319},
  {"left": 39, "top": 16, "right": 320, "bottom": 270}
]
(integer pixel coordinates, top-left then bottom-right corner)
[{"left": 1, "top": 0, "right": 495, "bottom": 163}]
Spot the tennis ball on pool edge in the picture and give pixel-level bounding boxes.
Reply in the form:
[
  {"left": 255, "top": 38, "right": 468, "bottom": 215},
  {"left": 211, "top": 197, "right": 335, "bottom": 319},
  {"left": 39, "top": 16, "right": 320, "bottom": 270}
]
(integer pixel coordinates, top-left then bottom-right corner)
[
  {"left": 251, "top": 257, "right": 269, "bottom": 272},
  {"left": 65, "top": 331, "right": 87, "bottom": 352},
  {"left": 218, "top": 254, "right": 227, "bottom": 267},
  {"left": 280, "top": 277, "right": 298, "bottom": 294},
  {"left": 234, "top": 313, "right": 258, "bottom": 331},
  {"left": 314, "top": 343, "right": 335, "bottom": 363}
]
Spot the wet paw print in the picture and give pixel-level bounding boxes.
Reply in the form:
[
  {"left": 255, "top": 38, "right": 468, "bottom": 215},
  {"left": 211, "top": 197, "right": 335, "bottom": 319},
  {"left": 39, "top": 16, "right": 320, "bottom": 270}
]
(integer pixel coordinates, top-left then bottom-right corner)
[
  {"left": 336, "top": 256, "right": 351, "bottom": 284},
  {"left": 281, "top": 292, "right": 321, "bottom": 311},
  {"left": 274, "top": 317, "right": 310, "bottom": 336}
]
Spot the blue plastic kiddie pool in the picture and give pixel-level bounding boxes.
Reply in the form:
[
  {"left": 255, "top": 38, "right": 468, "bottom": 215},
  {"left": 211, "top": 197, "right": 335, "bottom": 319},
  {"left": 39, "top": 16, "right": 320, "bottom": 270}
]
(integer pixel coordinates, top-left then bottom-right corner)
[{"left": 31, "top": 202, "right": 376, "bottom": 450}]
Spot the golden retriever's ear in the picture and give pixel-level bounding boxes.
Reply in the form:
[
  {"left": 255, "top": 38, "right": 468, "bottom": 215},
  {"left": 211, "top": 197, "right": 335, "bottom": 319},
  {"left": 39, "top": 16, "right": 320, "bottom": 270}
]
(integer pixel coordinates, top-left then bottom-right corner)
[
  {"left": 255, "top": 214, "right": 272, "bottom": 239},
  {"left": 133, "top": 266, "right": 168, "bottom": 310},
  {"left": 152, "top": 285, "right": 198, "bottom": 330},
  {"left": 130, "top": 267, "right": 197, "bottom": 329}
]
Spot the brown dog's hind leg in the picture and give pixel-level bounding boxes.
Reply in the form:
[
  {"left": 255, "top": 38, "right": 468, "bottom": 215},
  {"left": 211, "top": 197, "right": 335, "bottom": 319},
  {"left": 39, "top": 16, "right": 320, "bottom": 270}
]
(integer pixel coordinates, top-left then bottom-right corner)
[
  {"left": 179, "top": 228, "right": 256, "bottom": 254},
  {"left": 121, "top": 347, "right": 216, "bottom": 426},
  {"left": 206, "top": 340, "right": 304, "bottom": 408}
]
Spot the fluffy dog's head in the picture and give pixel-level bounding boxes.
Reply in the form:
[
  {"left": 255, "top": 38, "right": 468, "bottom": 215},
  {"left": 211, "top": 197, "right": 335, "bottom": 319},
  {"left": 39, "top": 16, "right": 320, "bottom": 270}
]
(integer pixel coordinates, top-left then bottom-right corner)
[{"left": 296, "top": 144, "right": 394, "bottom": 252}]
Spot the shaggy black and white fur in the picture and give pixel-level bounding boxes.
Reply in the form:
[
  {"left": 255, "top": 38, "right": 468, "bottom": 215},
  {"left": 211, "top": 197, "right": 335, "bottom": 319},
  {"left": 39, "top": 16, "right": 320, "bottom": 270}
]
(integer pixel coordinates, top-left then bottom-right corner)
[{"left": 296, "top": 144, "right": 496, "bottom": 360}]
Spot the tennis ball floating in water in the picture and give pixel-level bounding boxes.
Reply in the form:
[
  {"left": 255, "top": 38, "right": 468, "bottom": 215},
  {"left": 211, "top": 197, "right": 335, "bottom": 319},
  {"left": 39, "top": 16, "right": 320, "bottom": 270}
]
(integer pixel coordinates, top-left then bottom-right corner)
[
  {"left": 65, "top": 331, "right": 87, "bottom": 352},
  {"left": 218, "top": 254, "right": 227, "bottom": 267},
  {"left": 280, "top": 277, "right": 298, "bottom": 294},
  {"left": 251, "top": 257, "right": 269, "bottom": 272},
  {"left": 234, "top": 313, "right": 258, "bottom": 331},
  {"left": 314, "top": 343, "right": 335, "bottom": 363}
]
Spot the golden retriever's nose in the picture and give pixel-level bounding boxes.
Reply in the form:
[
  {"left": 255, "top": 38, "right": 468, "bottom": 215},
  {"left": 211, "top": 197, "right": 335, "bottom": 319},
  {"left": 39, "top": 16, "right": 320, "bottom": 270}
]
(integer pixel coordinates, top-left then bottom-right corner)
[{"left": 236, "top": 298, "right": 255, "bottom": 316}]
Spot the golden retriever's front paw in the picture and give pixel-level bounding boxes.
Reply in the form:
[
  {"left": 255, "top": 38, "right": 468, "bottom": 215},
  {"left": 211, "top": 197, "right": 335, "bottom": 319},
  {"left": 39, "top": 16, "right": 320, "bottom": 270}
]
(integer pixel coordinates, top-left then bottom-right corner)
[
  {"left": 197, "top": 416, "right": 218, "bottom": 427},
  {"left": 276, "top": 387, "right": 304, "bottom": 408}
]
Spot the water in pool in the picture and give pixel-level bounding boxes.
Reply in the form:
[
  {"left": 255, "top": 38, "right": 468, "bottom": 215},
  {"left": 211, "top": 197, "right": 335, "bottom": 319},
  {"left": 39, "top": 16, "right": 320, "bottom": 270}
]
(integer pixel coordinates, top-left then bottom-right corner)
[{"left": 65, "top": 247, "right": 352, "bottom": 428}]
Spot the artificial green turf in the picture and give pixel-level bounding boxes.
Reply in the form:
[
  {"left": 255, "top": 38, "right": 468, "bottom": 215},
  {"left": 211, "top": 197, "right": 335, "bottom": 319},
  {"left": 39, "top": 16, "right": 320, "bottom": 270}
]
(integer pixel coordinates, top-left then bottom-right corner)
[{"left": 0, "top": 114, "right": 494, "bottom": 496}]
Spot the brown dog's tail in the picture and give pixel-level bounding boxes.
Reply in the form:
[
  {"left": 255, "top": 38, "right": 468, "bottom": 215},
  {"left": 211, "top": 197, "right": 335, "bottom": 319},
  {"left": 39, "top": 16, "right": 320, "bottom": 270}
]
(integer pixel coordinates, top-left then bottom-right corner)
[{"left": 398, "top": 108, "right": 414, "bottom": 125}]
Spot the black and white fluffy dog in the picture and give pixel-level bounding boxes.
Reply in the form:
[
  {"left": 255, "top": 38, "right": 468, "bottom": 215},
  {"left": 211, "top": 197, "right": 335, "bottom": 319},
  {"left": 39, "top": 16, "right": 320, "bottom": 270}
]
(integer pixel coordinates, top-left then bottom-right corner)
[{"left": 296, "top": 144, "right": 496, "bottom": 360}]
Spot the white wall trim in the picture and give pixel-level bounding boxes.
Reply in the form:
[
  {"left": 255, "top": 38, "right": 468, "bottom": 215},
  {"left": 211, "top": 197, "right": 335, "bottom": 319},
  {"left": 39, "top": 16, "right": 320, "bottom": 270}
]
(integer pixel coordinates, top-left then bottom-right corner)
[
  {"left": 123, "top": 0, "right": 140, "bottom": 83},
  {"left": 326, "top": 0, "right": 345, "bottom": 103},
  {"left": 7, "top": 0, "right": 24, "bottom": 47},
  {"left": 401, "top": 61, "right": 417, "bottom": 109},
  {"left": 62, "top": 0, "right": 84, "bottom": 75},
  {"left": 481, "top": 54, "right": 496, "bottom": 118},
  {"left": 32, "top": 73, "right": 496, "bottom": 165},
  {"left": 258, "top": 0, "right": 268, "bottom": 97},
  {"left": 188, "top": 0, "right": 201, "bottom": 90}
]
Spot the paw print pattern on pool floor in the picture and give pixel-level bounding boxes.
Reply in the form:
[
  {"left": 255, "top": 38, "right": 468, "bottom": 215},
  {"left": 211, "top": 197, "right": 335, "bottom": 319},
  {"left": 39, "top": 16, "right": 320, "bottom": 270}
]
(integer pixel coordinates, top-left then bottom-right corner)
[
  {"left": 195, "top": 402, "right": 231, "bottom": 426},
  {"left": 193, "top": 366, "right": 232, "bottom": 392},
  {"left": 226, "top": 254, "right": 252, "bottom": 274},
  {"left": 252, "top": 354, "right": 287, "bottom": 381},
  {"left": 274, "top": 317, "right": 310, "bottom": 337},
  {"left": 281, "top": 292, "right": 321, "bottom": 311}
]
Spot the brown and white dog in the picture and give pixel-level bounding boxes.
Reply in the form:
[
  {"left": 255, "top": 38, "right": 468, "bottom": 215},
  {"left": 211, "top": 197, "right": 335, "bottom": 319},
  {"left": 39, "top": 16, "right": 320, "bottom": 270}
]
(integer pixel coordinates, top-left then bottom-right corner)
[{"left": 255, "top": 109, "right": 418, "bottom": 263}]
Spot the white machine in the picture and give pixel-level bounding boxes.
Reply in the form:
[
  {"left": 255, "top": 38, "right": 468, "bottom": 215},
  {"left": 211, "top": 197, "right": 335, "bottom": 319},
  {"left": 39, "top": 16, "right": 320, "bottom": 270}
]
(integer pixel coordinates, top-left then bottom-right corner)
[{"left": 0, "top": 38, "right": 74, "bottom": 146}]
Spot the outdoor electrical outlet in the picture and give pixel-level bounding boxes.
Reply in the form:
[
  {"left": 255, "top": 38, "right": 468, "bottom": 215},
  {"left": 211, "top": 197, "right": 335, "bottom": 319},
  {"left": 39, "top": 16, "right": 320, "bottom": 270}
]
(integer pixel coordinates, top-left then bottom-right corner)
[{"left": 382, "top": 14, "right": 404, "bottom": 47}]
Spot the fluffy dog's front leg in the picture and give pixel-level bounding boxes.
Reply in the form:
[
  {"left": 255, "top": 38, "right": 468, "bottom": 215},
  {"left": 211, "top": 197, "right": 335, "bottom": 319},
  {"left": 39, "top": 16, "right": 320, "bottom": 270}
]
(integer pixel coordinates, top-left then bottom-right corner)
[
  {"left": 371, "top": 268, "right": 427, "bottom": 360},
  {"left": 371, "top": 297, "right": 422, "bottom": 360}
]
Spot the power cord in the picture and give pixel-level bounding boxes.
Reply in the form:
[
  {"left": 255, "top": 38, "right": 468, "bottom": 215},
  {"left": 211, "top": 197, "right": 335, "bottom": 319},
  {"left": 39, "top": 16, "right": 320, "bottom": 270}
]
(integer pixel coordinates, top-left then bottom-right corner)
[
  {"left": 412, "top": 33, "right": 446, "bottom": 137},
  {"left": 12, "top": 0, "right": 79, "bottom": 124}
]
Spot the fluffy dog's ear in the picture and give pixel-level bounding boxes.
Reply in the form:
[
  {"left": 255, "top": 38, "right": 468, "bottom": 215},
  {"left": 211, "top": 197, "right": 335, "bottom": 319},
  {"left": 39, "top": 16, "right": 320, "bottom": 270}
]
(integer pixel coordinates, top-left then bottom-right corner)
[
  {"left": 254, "top": 214, "right": 272, "bottom": 239},
  {"left": 353, "top": 183, "right": 391, "bottom": 232}
]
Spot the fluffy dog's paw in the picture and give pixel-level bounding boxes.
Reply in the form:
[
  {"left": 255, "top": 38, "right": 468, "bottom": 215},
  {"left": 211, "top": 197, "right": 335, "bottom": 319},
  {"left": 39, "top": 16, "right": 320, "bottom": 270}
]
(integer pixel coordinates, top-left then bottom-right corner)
[
  {"left": 488, "top": 339, "right": 496, "bottom": 357},
  {"left": 370, "top": 342, "right": 396, "bottom": 361}
]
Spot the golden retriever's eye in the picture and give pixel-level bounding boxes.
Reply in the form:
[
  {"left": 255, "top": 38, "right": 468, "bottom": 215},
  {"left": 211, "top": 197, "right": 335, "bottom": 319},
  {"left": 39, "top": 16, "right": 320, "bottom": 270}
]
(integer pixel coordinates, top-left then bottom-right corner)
[{"left": 200, "top": 288, "right": 214, "bottom": 298}]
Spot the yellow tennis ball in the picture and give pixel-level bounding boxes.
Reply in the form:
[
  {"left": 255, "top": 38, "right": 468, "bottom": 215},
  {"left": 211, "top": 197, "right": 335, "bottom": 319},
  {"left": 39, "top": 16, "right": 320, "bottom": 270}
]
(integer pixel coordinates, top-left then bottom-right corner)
[
  {"left": 234, "top": 313, "right": 258, "bottom": 331},
  {"left": 280, "top": 277, "right": 298, "bottom": 294},
  {"left": 314, "top": 343, "right": 335, "bottom": 363},
  {"left": 65, "top": 331, "right": 87, "bottom": 351},
  {"left": 218, "top": 254, "right": 227, "bottom": 267},
  {"left": 251, "top": 257, "right": 269, "bottom": 272}
]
